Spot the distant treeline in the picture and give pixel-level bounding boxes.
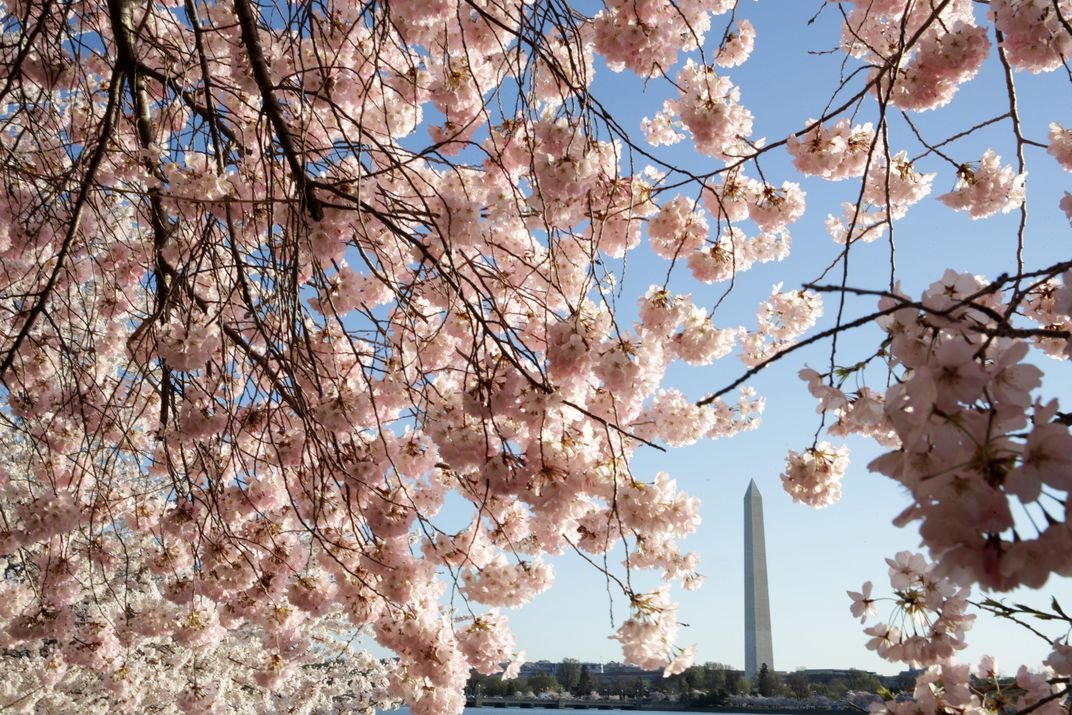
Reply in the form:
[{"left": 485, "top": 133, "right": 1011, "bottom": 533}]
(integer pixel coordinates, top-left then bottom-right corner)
[{"left": 467, "top": 661, "right": 898, "bottom": 705}]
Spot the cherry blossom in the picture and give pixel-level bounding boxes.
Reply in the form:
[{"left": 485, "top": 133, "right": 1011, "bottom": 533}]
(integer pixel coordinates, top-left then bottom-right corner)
[
  {"left": 1049, "top": 123, "right": 1072, "bottom": 172},
  {"left": 938, "top": 150, "right": 1026, "bottom": 219},
  {"left": 645, "top": 60, "right": 754, "bottom": 159},
  {"left": 787, "top": 119, "right": 875, "bottom": 180},
  {"left": 854, "top": 552, "right": 975, "bottom": 667},
  {"left": 781, "top": 441, "right": 850, "bottom": 508},
  {"left": 848, "top": 581, "right": 878, "bottom": 623},
  {"left": 594, "top": 0, "right": 731, "bottom": 77},
  {"left": 612, "top": 587, "right": 695, "bottom": 674},
  {"left": 648, "top": 196, "right": 709, "bottom": 259},
  {"left": 863, "top": 152, "right": 937, "bottom": 219},
  {"left": 714, "top": 19, "right": 756, "bottom": 68},
  {"left": 1, "top": 0, "right": 1071, "bottom": 712},
  {"left": 991, "top": 0, "right": 1072, "bottom": 73}
]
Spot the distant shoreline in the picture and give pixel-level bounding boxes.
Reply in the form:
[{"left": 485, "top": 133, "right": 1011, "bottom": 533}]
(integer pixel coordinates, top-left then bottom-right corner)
[
  {"left": 464, "top": 703, "right": 857, "bottom": 715},
  {"left": 643, "top": 708, "right": 856, "bottom": 714}
]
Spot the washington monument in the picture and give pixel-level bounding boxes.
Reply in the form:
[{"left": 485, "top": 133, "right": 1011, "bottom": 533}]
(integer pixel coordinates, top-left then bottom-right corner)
[{"left": 744, "top": 479, "right": 774, "bottom": 679}]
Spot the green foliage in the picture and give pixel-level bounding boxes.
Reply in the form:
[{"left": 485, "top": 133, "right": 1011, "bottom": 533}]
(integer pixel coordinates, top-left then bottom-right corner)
[
  {"left": 845, "top": 668, "right": 883, "bottom": 693},
  {"left": 819, "top": 678, "right": 849, "bottom": 700},
  {"left": 727, "top": 670, "right": 748, "bottom": 695},
  {"left": 526, "top": 672, "right": 560, "bottom": 694},
  {"left": 466, "top": 672, "right": 519, "bottom": 697},
  {"left": 757, "top": 663, "right": 779, "bottom": 697},
  {"left": 556, "top": 659, "right": 581, "bottom": 692},
  {"left": 786, "top": 670, "right": 811, "bottom": 698},
  {"left": 575, "top": 664, "right": 593, "bottom": 696}
]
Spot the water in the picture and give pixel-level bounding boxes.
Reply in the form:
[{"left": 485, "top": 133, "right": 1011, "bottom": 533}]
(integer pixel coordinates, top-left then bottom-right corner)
[
  {"left": 471, "top": 710, "right": 688, "bottom": 714},
  {"left": 380, "top": 709, "right": 760, "bottom": 715},
  {"left": 463, "top": 710, "right": 712, "bottom": 715}
]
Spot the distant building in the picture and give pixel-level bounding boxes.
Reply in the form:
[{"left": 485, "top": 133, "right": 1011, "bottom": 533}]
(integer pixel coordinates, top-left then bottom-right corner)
[
  {"left": 886, "top": 668, "right": 923, "bottom": 690},
  {"left": 744, "top": 479, "right": 774, "bottom": 679},
  {"left": 517, "top": 660, "right": 606, "bottom": 678},
  {"left": 592, "top": 662, "right": 663, "bottom": 687},
  {"left": 801, "top": 669, "right": 877, "bottom": 684},
  {"left": 514, "top": 660, "right": 663, "bottom": 688},
  {"left": 517, "top": 660, "right": 558, "bottom": 677}
]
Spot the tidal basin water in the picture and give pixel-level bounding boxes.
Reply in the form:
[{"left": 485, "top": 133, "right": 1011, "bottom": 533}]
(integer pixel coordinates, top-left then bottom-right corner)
[{"left": 381, "top": 708, "right": 763, "bottom": 715}]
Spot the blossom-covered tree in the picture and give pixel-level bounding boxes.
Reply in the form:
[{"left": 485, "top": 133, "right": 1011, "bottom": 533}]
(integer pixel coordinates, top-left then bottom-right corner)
[{"left": 0, "top": 0, "right": 1069, "bottom": 712}]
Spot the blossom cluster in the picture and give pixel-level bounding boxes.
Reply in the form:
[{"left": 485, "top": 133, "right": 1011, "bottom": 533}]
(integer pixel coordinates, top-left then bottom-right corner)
[
  {"left": 851, "top": 551, "right": 975, "bottom": 667},
  {"left": 798, "top": 269, "right": 1072, "bottom": 593},
  {"left": 839, "top": 0, "right": 990, "bottom": 111},
  {"left": 1023, "top": 273, "right": 1072, "bottom": 359},
  {"left": 823, "top": 152, "right": 938, "bottom": 245},
  {"left": 738, "top": 285, "right": 824, "bottom": 367},
  {"left": 613, "top": 587, "right": 695, "bottom": 676},
  {"left": 780, "top": 441, "right": 850, "bottom": 508},
  {"left": 937, "top": 150, "right": 1027, "bottom": 219},
  {"left": 856, "top": 555, "right": 1070, "bottom": 715},
  {"left": 1050, "top": 123, "right": 1072, "bottom": 172},
  {"left": 714, "top": 19, "right": 756, "bottom": 68},
  {"left": 991, "top": 0, "right": 1072, "bottom": 73},
  {"left": 1, "top": 0, "right": 1072, "bottom": 712},
  {"left": 643, "top": 183, "right": 798, "bottom": 287},
  {"left": 594, "top": 0, "right": 733, "bottom": 76},
  {"left": 642, "top": 60, "right": 754, "bottom": 160},
  {"left": 787, "top": 119, "right": 876, "bottom": 180}
]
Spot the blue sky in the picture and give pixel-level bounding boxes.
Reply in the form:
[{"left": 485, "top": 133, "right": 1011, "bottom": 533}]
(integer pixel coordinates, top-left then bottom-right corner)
[{"left": 364, "top": 1, "right": 1072, "bottom": 676}]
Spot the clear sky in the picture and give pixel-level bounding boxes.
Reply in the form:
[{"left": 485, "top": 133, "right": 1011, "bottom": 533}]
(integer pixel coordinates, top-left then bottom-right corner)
[{"left": 366, "top": 1, "right": 1072, "bottom": 676}]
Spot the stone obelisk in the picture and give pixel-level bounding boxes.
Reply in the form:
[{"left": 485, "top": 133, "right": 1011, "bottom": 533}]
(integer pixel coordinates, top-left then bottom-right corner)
[{"left": 744, "top": 479, "right": 774, "bottom": 679}]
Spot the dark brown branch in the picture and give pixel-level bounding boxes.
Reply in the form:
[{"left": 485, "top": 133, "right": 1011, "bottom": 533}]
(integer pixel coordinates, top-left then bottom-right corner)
[
  {"left": 0, "top": 0, "right": 61, "bottom": 106},
  {"left": 994, "top": 28, "right": 1028, "bottom": 277},
  {"left": 696, "top": 303, "right": 906, "bottom": 407},
  {"left": 0, "top": 68, "right": 124, "bottom": 384},
  {"left": 232, "top": 0, "right": 324, "bottom": 220},
  {"left": 108, "top": 0, "right": 177, "bottom": 430},
  {"left": 134, "top": 61, "right": 245, "bottom": 155}
]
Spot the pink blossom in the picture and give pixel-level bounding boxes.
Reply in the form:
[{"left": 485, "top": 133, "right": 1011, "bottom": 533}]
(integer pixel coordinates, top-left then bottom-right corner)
[
  {"left": 748, "top": 182, "right": 806, "bottom": 233},
  {"left": 461, "top": 556, "right": 554, "bottom": 608},
  {"left": 781, "top": 442, "right": 850, "bottom": 508},
  {"left": 594, "top": 0, "right": 730, "bottom": 77},
  {"left": 888, "top": 23, "right": 990, "bottom": 111},
  {"left": 799, "top": 367, "right": 848, "bottom": 412},
  {"left": 1044, "top": 641, "right": 1072, "bottom": 675},
  {"left": 458, "top": 610, "right": 517, "bottom": 675},
  {"left": 672, "top": 306, "right": 736, "bottom": 365},
  {"left": 975, "top": 654, "right": 998, "bottom": 680},
  {"left": 787, "top": 119, "right": 875, "bottom": 180},
  {"left": 639, "top": 287, "right": 689, "bottom": 336},
  {"left": 652, "top": 60, "right": 754, "bottom": 159},
  {"left": 864, "top": 152, "right": 936, "bottom": 219},
  {"left": 664, "top": 644, "right": 697, "bottom": 676},
  {"left": 756, "top": 284, "right": 824, "bottom": 343},
  {"left": 857, "top": 553, "right": 974, "bottom": 667},
  {"left": 938, "top": 150, "right": 1026, "bottom": 219},
  {"left": 991, "top": 0, "right": 1072, "bottom": 73},
  {"left": 887, "top": 551, "right": 930, "bottom": 590},
  {"left": 641, "top": 106, "right": 685, "bottom": 146},
  {"left": 502, "top": 650, "right": 526, "bottom": 680},
  {"left": 1018, "top": 405, "right": 1072, "bottom": 497},
  {"left": 713, "top": 20, "right": 755, "bottom": 68},
  {"left": 612, "top": 587, "right": 690, "bottom": 673},
  {"left": 1049, "top": 123, "right": 1072, "bottom": 171},
  {"left": 703, "top": 173, "right": 754, "bottom": 223},
  {"left": 848, "top": 581, "right": 878, "bottom": 622},
  {"left": 648, "top": 195, "right": 708, "bottom": 259}
]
